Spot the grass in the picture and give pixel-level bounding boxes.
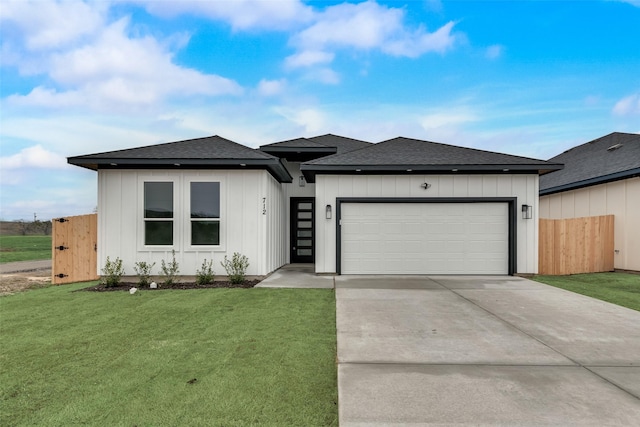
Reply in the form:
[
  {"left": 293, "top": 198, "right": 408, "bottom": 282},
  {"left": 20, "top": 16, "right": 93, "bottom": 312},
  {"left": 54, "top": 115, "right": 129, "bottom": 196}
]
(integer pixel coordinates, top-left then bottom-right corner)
[
  {"left": 533, "top": 272, "right": 640, "bottom": 312},
  {"left": 0, "top": 235, "right": 51, "bottom": 263},
  {"left": 0, "top": 284, "right": 338, "bottom": 426}
]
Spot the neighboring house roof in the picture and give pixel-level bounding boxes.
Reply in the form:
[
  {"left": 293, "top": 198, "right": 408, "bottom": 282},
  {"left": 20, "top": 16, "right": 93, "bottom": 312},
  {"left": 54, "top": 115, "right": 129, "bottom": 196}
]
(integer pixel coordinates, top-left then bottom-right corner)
[
  {"left": 539, "top": 132, "right": 640, "bottom": 196},
  {"left": 300, "top": 136, "right": 563, "bottom": 182},
  {"left": 68, "top": 135, "right": 293, "bottom": 182},
  {"left": 259, "top": 134, "right": 371, "bottom": 160}
]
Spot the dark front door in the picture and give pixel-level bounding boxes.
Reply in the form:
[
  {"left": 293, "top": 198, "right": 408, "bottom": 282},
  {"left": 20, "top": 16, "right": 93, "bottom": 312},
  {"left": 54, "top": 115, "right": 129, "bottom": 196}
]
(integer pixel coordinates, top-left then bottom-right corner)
[{"left": 290, "top": 198, "right": 314, "bottom": 263}]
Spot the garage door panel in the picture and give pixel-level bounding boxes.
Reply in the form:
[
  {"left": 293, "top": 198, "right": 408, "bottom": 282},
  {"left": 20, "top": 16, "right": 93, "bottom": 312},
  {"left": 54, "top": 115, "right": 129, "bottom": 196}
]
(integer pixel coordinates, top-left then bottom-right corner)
[{"left": 341, "top": 202, "right": 509, "bottom": 275}]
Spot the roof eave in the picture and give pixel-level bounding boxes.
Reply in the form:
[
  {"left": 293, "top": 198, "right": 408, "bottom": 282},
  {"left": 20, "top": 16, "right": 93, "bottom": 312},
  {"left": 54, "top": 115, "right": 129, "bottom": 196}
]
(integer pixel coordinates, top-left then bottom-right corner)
[
  {"left": 259, "top": 146, "right": 337, "bottom": 154},
  {"left": 300, "top": 164, "right": 562, "bottom": 183},
  {"left": 540, "top": 167, "right": 640, "bottom": 196},
  {"left": 67, "top": 157, "right": 293, "bottom": 183}
]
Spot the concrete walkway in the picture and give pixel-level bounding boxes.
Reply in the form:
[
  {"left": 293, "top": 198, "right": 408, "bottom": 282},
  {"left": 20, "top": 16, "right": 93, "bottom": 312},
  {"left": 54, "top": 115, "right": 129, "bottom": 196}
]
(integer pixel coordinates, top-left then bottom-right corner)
[
  {"left": 255, "top": 263, "right": 334, "bottom": 288},
  {"left": 336, "top": 275, "right": 640, "bottom": 426},
  {"left": 0, "top": 259, "right": 51, "bottom": 274}
]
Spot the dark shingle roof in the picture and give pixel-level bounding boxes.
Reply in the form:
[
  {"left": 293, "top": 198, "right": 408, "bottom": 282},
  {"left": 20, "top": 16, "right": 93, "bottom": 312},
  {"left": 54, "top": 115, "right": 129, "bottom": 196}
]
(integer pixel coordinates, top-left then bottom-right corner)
[
  {"left": 307, "top": 134, "right": 372, "bottom": 154},
  {"left": 539, "top": 132, "right": 640, "bottom": 195},
  {"left": 68, "top": 135, "right": 292, "bottom": 182},
  {"left": 301, "top": 136, "right": 562, "bottom": 182},
  {"left": 259, "top": 134, "right": 371, "bottom": 158}
]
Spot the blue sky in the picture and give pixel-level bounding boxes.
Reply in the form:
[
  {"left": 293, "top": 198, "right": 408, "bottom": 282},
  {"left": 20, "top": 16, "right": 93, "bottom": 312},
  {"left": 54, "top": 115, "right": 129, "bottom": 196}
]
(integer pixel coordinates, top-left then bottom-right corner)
[{"left": 1, "top": 0, "right": 639, "bottom": 221}]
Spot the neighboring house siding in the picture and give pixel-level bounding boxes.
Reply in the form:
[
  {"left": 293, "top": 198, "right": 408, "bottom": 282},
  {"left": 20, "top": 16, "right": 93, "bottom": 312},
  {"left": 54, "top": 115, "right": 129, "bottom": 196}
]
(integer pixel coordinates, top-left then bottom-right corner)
[
  {"left": 539, "top": 177, "right": 640, "bottom": 271},
  {"left": 98, "top": 169, "right": 283, "bottom": 277},
  {"left": 315, "top": 174, "right": 539, "bottom": 274}
]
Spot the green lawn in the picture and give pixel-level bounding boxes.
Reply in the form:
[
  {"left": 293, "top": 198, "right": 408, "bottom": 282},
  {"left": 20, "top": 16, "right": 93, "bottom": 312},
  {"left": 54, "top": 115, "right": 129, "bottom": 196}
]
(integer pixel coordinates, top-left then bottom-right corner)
[
  {"left": 533, "top": 272, "right": 640, "bottom": 312},
  {"left": 0, "top": 284, "right": 338, "bottom": 426},
  {"left": 0, "top": 235, "right": 51, "bottom": 263}
]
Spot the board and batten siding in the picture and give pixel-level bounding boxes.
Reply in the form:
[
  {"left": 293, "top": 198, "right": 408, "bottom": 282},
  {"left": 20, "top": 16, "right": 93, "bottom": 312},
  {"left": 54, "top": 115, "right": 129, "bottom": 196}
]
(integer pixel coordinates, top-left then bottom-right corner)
[
  {"left": 97, "top": 169, "right": 286, "bottom": 277},
  {"left": 315, "top": 174, "right": 540, "bottom": 274},
  {"left": 539, "top": 177, "right": 640, "bottom": 271}
]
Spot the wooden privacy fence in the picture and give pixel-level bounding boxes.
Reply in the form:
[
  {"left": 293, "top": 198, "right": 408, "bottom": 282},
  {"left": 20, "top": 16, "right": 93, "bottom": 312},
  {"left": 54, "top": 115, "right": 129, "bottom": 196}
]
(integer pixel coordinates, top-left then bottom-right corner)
[
  {"left": 538, "top": 215, "right": 614, "bottom": 275},
  {"left": 52, "top": 214, "right": 98, "bottom": 284}
]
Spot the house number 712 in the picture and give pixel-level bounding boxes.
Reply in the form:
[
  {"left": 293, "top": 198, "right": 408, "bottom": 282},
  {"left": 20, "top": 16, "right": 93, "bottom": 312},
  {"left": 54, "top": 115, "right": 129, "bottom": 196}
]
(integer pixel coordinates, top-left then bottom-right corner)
[{"left": 262, "top": 198, "right": 267, "bottom": 215}]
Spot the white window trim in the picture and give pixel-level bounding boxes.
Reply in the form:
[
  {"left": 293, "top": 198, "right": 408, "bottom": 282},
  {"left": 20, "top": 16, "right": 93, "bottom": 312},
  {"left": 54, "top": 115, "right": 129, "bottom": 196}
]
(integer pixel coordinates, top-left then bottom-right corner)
[
  {"left": 138, "top": 176, "right": 179, "bottom": 251},
  {"left": 183, "top": 177, "right": 226, "bottom": 252}
]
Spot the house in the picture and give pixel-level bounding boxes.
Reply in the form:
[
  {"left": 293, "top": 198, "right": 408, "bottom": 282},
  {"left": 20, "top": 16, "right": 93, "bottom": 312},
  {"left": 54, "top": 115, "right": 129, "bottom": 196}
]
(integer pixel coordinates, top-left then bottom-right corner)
[
  {"left": 539, "top": 132, "right": 640, "bottom": 271},
  {"left": 68, "top": 134, "right": 562, "bottom": 277}
]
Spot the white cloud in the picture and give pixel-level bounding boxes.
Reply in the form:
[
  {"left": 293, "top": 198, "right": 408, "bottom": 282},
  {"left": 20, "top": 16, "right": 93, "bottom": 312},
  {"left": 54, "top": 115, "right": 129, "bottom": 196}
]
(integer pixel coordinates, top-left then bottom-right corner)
[
  {"left": 275, "top": 107, "right": 327, "bottom": 134},
  {"left": 612, "top": 93, "right": 640, "bottom": 116},
  {"left": 134, "top": 0, "right": 314, "bottom": 31},
  {"left": 485, "top": 44, "right": 503, "bottom": 60},
  {"left": 285, "top": 50, "right": 335, "bottom": 68},
  {"left": 257, "top": 79, "right": 286, "bottom": 96},
  {"left": 0, "top": 145, "right": 67, "bottom": 171},
  {"left": 305, "top": 68, "right": 341, "bottom": 85},
  {"left": 6, "top": 17, "right": 242, "bottom": 111},
  {"left": 0, "top": 0, "right": 106, "bottom": 50},
  {"left": 287, "top": 1, "right": 458, "bottom": 69},
  {"left": 420, "top": 111, "right": 479, "bottom": 130}
]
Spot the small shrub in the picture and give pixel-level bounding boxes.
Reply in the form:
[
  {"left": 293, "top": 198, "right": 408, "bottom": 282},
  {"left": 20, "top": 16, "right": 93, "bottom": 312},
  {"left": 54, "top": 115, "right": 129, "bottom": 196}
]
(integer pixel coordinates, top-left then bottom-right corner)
[
  {"left": 101, "top": 256, "right": 124, "bottom": 287},
  {"left": 133, "top": 261, "right": 155, "bottom": 287},
  {"left": 220, "top": 252, "right": 249, "bottom": 284},
  {"left": 196, "top": 259, "right": 215, "bottom": 286},
  {"left": 160, "top": 250, "right": 180, "bottom": 286}
]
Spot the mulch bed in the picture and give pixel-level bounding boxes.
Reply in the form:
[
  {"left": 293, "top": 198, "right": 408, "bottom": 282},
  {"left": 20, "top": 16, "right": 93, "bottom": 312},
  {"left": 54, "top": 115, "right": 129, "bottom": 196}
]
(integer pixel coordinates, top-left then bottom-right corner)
[{"left": 80, "top": 280, "right": 261, "bottom": 292}]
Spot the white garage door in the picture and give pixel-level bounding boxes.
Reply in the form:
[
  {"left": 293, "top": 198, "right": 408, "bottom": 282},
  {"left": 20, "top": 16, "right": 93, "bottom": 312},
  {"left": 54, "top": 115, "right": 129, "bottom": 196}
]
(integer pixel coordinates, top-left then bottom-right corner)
[{"left": 341, "top": 202, "right": 509, "bottom": 275}]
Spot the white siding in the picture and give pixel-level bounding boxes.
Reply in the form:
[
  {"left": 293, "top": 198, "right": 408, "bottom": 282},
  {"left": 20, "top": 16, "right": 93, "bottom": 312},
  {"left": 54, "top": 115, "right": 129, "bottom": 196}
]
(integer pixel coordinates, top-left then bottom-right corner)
[
  {"left": 97, "top": 169, "right": 286, "bottom": 277},
  {"left": 315, "top": 174, "right": 539, "bottom": 275},
  {"left": 539, "top": 177, "right": 640, "bottom": 271}
]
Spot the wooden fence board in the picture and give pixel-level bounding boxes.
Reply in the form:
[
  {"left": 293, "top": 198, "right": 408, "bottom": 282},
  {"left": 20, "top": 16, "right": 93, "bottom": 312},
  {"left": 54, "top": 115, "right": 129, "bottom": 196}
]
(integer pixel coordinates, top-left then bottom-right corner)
[
  {"left": 538, "top": 215, "right": 614, "bottom": 275},
  {"left": 52, "top": 214, "right": 98, "bottom": 284}
]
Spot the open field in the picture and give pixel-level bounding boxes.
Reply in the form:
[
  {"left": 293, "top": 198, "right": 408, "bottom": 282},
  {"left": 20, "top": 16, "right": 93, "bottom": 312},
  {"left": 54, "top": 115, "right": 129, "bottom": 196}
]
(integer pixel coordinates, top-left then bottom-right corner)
[
  {"left": 0, "top": 236, "right": 51, "bottom": 263},
  {"left": 0, "top": 284, "right": 338, "bottom": 426},
  {"left": 533, "top": 272, "right": 640, "bottom": 312}
]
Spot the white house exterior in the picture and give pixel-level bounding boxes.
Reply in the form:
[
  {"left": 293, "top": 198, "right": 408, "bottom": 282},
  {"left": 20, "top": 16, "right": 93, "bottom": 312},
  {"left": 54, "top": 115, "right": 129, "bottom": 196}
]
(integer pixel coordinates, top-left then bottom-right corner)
[{"left": 69, "top": 134, "right": 561, "bottom": 277}]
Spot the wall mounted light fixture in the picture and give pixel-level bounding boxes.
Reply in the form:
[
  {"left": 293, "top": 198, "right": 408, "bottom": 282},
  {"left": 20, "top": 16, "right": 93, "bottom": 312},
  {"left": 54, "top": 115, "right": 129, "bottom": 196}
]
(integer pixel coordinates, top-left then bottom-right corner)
[
  {"left": 299, "top": 175, "right": 305, "bottom": 187},
  {"left": 325, "top": 204, "right": 332, "bottom": 219},
  {"left": 522, "top": 204, "right": 532, "bottom": 219}
]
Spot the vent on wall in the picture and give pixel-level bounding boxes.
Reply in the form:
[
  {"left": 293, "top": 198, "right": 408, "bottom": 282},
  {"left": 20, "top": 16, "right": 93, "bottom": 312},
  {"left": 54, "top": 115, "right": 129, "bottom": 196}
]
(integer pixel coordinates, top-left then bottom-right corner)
[{"left": 607, "top": 143, "right": 623, "bottom": 151}]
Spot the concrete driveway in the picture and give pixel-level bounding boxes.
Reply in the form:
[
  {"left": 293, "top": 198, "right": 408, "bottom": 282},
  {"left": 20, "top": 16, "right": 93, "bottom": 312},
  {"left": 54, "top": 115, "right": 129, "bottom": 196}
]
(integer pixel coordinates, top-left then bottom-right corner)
[{"left": 336, "top": 275, "right": 640, "bottom": 426}]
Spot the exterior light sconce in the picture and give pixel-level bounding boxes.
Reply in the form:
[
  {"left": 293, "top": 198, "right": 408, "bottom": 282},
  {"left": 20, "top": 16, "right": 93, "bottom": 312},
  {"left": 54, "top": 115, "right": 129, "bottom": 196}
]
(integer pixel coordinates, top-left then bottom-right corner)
[
  {"left": 421, "top": 182, "right": 431, "bottom": 190},
  {"left": 325, "top": 204, "right": 332, "bottom": 219},
  {"left": 522, "top": 204, "right": 532, "bottom": 219},
  {"left": 299, "top": 175, "right": 306, "bottom": 187}
]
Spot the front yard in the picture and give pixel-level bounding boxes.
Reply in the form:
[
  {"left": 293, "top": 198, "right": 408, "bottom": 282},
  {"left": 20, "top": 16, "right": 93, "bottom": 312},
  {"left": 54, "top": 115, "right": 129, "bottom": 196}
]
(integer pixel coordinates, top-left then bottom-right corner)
[
  {"left": 533, "top": 272, "right": 640, "bottom": 312},
  {"left": 0, "top": 283, "right": 338, "bottom": 426}
]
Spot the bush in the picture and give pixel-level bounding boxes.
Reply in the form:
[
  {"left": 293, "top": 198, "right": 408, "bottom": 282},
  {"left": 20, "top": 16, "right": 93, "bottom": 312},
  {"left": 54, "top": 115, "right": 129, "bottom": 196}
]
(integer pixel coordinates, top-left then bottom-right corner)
[
  {"left": 101, "top": 256, "right": 124, "bottom": 288},
  {"left": 195, "top": 259, "right": 215, "bottom": 286},
  {"left": 133, "top": 261, "right": 155, "bottom": 287},
  {"left": 220, "top": 252, "right": 249, "bottom": 284},
  {"left": 160, "top": 250, "right": 180, "bottom": 286}
]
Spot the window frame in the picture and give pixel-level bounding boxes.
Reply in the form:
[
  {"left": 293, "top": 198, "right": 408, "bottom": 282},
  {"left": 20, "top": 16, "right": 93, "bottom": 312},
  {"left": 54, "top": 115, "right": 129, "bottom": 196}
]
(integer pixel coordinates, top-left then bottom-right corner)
[
  {"left": 184, "top": 181, "right": 223, "bottom": 250},
  {"left": 184, "top": 178, "right": 225, "bottom": 251},
  {"left": 139, "top": 177, "right": 178, "bottom": 250}
]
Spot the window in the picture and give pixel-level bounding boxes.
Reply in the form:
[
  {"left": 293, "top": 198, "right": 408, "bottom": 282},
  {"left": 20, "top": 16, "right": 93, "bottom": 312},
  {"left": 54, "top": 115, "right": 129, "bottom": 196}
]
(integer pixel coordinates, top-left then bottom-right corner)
[
  {"left": 144, "top": 182, "right": 173, "bottom": 245},
  {"left": 190, "top": 182, "right": 220, "bottom": 245}
]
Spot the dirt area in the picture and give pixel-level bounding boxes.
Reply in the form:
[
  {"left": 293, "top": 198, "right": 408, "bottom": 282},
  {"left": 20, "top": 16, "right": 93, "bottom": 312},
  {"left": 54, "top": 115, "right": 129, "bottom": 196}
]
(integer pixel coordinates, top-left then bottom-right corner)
[
  {"left": 0, "top": 270, "right": 52, "bottom": 296},
  {"left": 81, "top": 280, "right": 261, "bottom": 291}
]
